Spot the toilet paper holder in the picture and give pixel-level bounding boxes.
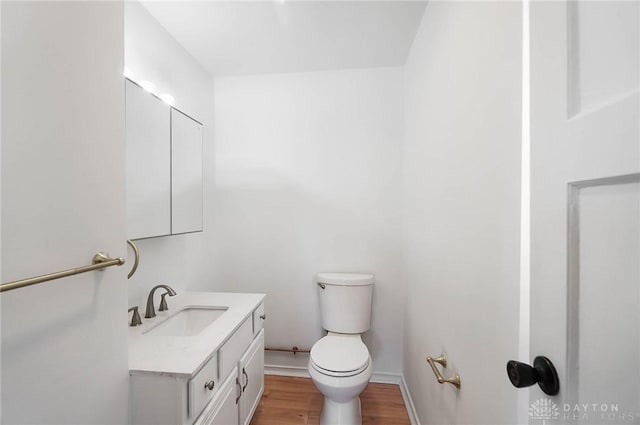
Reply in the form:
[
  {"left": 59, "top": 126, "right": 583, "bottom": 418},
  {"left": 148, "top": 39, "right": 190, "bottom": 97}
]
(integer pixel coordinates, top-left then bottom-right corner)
[{"left": 427, "top": 353, "right": 461, "bottom": 389}]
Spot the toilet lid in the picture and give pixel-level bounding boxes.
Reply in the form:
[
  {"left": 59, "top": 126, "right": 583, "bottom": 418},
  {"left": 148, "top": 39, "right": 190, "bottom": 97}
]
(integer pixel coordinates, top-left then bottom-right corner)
[{"left": 310, "top": 335, "right": 369, "bottom": 374}]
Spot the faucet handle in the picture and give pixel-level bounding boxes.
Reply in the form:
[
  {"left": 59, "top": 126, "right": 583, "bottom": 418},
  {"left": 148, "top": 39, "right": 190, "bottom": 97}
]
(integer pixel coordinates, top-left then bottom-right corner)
[
  {"left": 128, "top": 306, "right": 142, "bottom": 327},
  {"left": 159, "top": 292, "right": 170, "bottom": 312}
]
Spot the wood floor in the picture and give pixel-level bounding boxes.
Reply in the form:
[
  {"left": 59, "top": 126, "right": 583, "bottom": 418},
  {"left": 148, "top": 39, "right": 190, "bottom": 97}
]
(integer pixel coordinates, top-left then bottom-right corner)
[{"left": 250, "top": 375, "right": 411, "bottom": 425}]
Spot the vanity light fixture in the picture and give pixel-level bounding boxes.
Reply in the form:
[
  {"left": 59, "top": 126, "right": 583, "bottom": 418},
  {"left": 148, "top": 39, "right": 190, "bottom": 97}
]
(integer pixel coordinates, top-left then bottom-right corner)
[
  {"left": 159, "top": 93, "right": 175, "bottom": 106},
  {"left": 125, "top": 69, "right": 176, "bottom": 106},
  {"left": 139, "top": 80, "right": 157, "bottom": 95}
]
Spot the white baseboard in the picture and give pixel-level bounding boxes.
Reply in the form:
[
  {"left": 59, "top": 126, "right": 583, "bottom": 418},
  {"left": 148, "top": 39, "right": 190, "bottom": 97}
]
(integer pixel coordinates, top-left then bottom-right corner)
[
  {"left": 264, "top": 364, "right": 310, "bottom": 378},
  {"left": 371, "top": 372, "right": 401, "bottom": 384},
  {"left": 264, "top": 365, "right": 420, "bottom": 425},
  {"left": 399, "top": 375, "right": 421, "bottom": 425}
]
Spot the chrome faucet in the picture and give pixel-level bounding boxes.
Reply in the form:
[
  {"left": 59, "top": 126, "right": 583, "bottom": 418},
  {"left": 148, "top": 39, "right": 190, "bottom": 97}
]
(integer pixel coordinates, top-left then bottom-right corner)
[{"left": 145, "top": 284, "right": 177, "bottom": 318}]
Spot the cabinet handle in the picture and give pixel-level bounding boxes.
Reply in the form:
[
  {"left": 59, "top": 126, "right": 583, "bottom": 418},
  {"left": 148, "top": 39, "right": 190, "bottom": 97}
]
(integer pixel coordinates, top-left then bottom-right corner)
[
  {"left": 204, "top": 380, "right": 215, "bottom": 391},
  {"left": 242, "top": 368, "right": 249, "bottom": 392},
  {"left": 235, "top": 378, "right": 242, "bottom": 404},
  {"left": 260, "top": 314, "right": 266, "bottom": 320}
]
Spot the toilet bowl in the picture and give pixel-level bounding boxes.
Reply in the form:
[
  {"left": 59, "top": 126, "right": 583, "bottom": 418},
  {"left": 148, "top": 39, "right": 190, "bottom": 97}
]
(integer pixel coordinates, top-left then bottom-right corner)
[
  {"left": 308, "top": 273, "right": 374, "bottom": 425},
  {"left": 309, "top": 333, "right": 373, "bottom": 425}
]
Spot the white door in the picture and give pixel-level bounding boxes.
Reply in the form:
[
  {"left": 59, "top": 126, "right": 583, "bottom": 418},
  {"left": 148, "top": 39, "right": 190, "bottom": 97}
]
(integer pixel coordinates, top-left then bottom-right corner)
[
  {"left": 1, "top": 2, "right": 129, "bottom": 423},
  {"left": 528, "top": 1, "right": 639, "bottom": 422}
]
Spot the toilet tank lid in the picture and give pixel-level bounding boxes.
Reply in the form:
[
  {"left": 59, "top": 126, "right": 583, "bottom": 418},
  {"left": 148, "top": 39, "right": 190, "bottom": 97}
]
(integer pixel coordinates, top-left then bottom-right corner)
[{"left": 317, "top": 273, "right": 374, "bottom": 286}]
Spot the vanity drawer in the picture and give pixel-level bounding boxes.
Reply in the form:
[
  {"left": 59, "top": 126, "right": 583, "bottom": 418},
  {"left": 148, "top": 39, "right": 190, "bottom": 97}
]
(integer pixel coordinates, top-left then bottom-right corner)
[
  {"left": 188, "top": 353, "right": 218, "bottom": 420},
  {"left": 218, "top": 317, "right": 252, "bottom": 380},
  {"left": 252, "top": 303, "right": 265, "bottom": 335}
]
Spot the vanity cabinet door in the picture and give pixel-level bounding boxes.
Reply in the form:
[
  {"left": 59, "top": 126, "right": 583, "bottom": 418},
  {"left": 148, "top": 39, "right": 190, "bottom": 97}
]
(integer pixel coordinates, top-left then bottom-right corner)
[
  {"left": 252, "top": 303, "right": 265, "bottom": 336},
  {"left": 194, "top": 368, "right": 238, "bottom": 425},
  {"left": 238, "top": 330, "right": 264, "bottom": 425},
  {"left": 171, "top": 109, "right": 203, "bottom": 235},
  {"left": 125, "top": 79, "right": 171, "bottom": 239},
  {"left": 189, "top": 354, "right": 218, "bottom": 420}
]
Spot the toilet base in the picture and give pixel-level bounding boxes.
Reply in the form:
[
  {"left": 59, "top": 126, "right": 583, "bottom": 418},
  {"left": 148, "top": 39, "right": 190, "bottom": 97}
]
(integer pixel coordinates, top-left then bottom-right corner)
[{"left": 320, "top": 396, "right": 362, "bottom": 425}]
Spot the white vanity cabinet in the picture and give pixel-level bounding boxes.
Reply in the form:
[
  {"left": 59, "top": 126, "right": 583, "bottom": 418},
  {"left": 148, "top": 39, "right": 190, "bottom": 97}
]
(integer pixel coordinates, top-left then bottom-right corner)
[
  {"left": 125, "top": 79, "right": 203, "bottom": 239},
  {"left": 130, "top": 299, "right": 265, "bottom": 425},
  {"left": 196, "top": 330, "right": 264, "bottom": 425}
]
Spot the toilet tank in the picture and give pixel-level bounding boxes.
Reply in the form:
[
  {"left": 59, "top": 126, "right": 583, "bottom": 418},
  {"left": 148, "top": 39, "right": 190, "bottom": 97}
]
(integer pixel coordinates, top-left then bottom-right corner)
[{"left": 317, "top": 273, "right": 374, "bottom": 334}]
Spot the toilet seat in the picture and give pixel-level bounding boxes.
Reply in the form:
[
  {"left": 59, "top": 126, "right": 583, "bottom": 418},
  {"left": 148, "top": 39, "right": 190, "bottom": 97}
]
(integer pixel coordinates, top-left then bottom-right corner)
[
  {"left": 310, "top": 335, "right": 370, "bottom": 377},
  {"left": 311, "top": 360, "right": 370, "bottom": 378}
]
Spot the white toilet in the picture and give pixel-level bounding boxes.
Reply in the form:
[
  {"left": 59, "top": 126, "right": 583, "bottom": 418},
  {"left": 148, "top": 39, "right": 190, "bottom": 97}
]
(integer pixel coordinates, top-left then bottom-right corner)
[{"left": 308, "top": 273, "right": 374, "bottom": 425}]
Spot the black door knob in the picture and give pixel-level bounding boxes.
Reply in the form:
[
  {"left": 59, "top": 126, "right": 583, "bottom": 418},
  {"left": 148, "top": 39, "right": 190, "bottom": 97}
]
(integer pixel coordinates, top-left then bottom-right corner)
[{"left": 506, "top": 356, "right": 559, "bottom": 396}]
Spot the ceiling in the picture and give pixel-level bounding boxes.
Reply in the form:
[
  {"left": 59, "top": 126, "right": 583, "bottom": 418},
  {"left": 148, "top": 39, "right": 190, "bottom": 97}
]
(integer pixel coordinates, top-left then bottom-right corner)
[{"left": 140, "top": 1, "right": 428, "bottom": 77}]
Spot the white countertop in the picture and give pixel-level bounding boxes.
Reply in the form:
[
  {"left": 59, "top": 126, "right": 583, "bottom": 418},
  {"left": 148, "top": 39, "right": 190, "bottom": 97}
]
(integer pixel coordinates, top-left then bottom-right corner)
[{"left": 128, "top": 292, "right": 265, "bottom": 378}]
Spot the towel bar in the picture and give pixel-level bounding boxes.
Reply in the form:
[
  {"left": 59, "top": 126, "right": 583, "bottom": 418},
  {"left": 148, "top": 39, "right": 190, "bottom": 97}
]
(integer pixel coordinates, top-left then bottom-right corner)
[{"left": 0, "top": 252, "right": 125, "bottom": 293}]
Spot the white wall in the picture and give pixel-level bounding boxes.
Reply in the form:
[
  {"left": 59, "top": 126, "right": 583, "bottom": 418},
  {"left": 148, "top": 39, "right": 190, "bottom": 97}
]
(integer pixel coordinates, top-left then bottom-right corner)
[
  {"left": 125, "top": 0, "right": 403, "bottom": 377},
  {"left": 402, "top": 2, "right": 522, "bottom": 423},
  {"left": 124, "top": 1, "right": 216, "bottom": 309},
  {"left": 212, "top": 68, "right": 404, "bottom": 375},
  {"left": 0, "top": 1, "right": 530, "bottom": 423},
  {"left": 1, "top": 2, "right": 128, "bottom": 423}
]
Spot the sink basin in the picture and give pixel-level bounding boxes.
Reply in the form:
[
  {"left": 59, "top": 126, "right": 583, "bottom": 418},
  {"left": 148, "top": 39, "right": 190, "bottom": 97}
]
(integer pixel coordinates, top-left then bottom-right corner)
[{"left": 144, "top": 306, "right": 228, "bottom": 337}]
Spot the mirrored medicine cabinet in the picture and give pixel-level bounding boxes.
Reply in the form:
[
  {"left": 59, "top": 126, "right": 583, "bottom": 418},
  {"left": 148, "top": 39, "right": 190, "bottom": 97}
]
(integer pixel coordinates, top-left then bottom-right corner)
[{"left": 125, "top": 79, "right": 203, "bottom": 240}]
